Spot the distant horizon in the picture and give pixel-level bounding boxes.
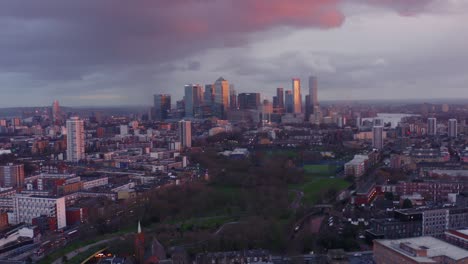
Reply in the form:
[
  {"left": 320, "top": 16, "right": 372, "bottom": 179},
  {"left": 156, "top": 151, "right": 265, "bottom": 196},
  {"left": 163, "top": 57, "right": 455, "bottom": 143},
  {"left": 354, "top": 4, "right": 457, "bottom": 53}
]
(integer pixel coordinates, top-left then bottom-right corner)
[{"left": 1, "top": 96, "right": 468, "bottom": 110}]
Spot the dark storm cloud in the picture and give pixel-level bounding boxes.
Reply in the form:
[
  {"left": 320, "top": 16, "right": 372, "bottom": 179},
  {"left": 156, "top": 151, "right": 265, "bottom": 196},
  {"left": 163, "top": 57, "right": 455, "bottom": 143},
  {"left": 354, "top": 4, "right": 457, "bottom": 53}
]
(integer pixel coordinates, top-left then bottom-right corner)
[
  {"left": 0, "top": 0, "right": 344, "bottom": 76},
  {"left": 0, "top": 0, "right": 462, "bottom": 106}
]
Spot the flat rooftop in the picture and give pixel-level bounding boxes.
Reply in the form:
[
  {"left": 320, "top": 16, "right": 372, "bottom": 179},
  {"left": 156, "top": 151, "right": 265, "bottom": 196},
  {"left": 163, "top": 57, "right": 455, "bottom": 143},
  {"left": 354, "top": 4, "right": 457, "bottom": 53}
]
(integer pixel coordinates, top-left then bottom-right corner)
[{"left": 376, "top": 236, "right": 468, "bottom": 262}]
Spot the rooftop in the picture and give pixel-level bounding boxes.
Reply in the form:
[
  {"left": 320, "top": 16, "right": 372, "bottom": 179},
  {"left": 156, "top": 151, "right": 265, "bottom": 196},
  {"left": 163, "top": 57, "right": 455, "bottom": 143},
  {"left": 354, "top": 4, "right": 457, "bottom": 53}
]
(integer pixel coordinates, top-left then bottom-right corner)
[
  {"left": 446, "top": 229, "right": 468, "bottom": 241},
  {"left": 376, "top": 236, "right": 468, "bottom": 262}
]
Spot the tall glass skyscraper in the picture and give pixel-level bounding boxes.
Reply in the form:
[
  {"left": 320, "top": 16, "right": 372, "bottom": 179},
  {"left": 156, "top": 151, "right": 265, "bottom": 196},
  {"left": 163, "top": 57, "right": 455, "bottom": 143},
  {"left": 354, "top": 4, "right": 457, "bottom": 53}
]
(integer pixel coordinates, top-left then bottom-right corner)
[
  {"left": 214, "top": 77, "right": 229, "bottom": 119},
  {"left": 292, "top": 78, "right": 302, "bottom": 114},
  {"left": 184, "top": 84, "right": 203, "bottom": 118},
  {"left": 285, "top": 90, "right": 294, "bottom": 113},
  {"left": 153, "top": 94, "right": 171, "bottom": 120}
]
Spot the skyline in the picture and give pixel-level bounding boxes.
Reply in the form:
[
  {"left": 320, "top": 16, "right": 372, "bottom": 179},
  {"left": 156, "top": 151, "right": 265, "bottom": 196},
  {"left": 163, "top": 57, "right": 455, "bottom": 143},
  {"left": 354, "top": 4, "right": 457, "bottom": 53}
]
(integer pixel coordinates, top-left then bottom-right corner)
[{"left": 0, "top": 1, "right": 468, "bottom": 107}]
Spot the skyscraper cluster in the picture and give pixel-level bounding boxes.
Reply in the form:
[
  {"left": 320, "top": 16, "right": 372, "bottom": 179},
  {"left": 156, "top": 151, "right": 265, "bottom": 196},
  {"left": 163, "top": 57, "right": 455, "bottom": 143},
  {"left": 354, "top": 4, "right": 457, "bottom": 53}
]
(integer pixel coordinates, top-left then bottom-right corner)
[{"left": 152, "top": 75, "right": 320, "bottom": 121}]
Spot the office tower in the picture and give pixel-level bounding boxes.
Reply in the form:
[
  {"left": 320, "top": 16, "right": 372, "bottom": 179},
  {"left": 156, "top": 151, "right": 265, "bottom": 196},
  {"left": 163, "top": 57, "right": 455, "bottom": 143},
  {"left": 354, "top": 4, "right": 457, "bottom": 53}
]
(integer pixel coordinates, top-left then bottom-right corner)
[
  {"left": 285, "top": 90, "right": 294, "bottom": 113},
  {"left": 262, "top": 100, "right": 273, "bottom": 123},
  {"left": 153, "top": 94, "right": 171, "bottom": 121},
  {"left": 305, "top": 95, "right": 311, "bottom": 121},
  {"left": 309, "top": 76, "right": 318, "bottom": 109},
  {"left": 214, "top": 77, "right": 229, "bottom": 119},
  {"left": 373, "top": 126, "right": 384, "bottom": 149},
  {"left": 204, "top": 84, "right": 215, "bottom": 106},
  {"left": 184, "top": 84, "right": 203, "bottom": 118},
  {"left": 427, "top": 118, "right": 437, "bottom": 136},
  {"left": 66, "top": 117, "right": 85, "bottom": 162},
  {"left": 230, "top": 87, "right": 238, "bottom": 109},
  {"left": 179, "top": 120, "right": 192, "bottom": 148},
  {"left": 272, "top": 96, "right": 279, "bottom": 109},
  {"left": 52, "top": 100, "right": 61, "bottom": 124},
  {"left": 292, "top": 78, "right": 302, "bottom": 113},
  {"left": 238, "top": 93, "right": 261, "bottom": 110},
  {"left": 448, "top": 118, "right": 457, "bottom": 138},
  {"left": 0, "top": 163, "right": 24, "bottom": 188},
  {"left": 277, "top": 88, "right": 284, "bottom": 110}
]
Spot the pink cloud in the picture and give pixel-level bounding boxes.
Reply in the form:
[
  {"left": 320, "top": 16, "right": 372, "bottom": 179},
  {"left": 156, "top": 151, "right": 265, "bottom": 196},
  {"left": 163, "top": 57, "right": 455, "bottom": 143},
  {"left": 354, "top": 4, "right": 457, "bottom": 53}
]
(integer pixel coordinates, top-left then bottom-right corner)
[{"left": 0, "top": 0, "right": 440, "bottom": 78}]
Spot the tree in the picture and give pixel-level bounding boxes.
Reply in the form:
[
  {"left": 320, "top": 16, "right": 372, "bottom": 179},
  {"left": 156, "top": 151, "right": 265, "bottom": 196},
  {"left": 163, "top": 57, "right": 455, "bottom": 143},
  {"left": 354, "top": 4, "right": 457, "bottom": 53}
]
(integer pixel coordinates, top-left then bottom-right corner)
[
  {"left": 384, "top": 192, "right": 394, "bottom": 201},
  {"left": 62, "top": 255, "right": 68, "bottom": 263},
  {"left": 402, "top": 198, "right": 413, "bottom": 209}
]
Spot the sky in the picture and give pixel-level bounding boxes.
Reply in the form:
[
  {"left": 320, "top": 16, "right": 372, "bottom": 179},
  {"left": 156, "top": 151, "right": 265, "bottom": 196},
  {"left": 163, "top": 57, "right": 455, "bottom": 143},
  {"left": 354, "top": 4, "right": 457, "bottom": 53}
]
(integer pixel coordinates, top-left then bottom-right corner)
[{"left": 0, "top": 0, "right": 467, "bottom": 107}]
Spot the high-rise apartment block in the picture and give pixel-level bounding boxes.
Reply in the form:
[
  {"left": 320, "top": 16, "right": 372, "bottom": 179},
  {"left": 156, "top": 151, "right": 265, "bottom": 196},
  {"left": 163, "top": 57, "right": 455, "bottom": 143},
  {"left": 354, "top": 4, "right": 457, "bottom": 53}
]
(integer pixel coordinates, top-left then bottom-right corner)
[
  {"left": 428, "top": 117, "right": 437, "bottom": 136},
  {"left": 0, "top": 163, "right": 24, "bottom": 188},
  {"left": 66, "top": 117, "right": 85, "bottom": 162},
  {"left": 448, "top": 118, "right": 457, "bottom": 138},
  {"left": 373, "top": 126, "right": 384, "bottom": 149},
  {"left": 179, "top": 120, "right": 192, "bottom": 148}
]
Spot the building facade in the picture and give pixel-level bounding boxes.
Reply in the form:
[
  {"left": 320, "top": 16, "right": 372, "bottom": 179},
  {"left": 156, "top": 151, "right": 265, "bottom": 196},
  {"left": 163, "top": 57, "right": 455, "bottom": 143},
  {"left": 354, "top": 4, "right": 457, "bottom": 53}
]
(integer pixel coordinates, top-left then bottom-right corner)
[
  {"left": 428, "top": 117, "right": 437, "bottom": 136},
  {"left": 0, "top": 163, "right": 24, "bottom": 188},
  {"left": 276, "top": 88, "right": 284, "bottom": 111},
  {"left": 179, "top": 120, "right": 192, "bottom": 148},
  {"left": 238, "top": 93, "right": 260, "bottom": 110},
  {"left": 373, "top": 126, "right": 384, "bottom": 149},
  {"left": 153, "top": 94, "right": 171, "bottom": 121},
  {"left": 214, "top": 77, "right": 229, "bottom": 119},
  {"left": 292, "top": 78, "right": 302, "bottom": 114},
  {"left": 66, "top": 117, "right": 85, "bottom": 162},
  {"left": 13, "top": 195, "right": 67, "bottom": 229},
  {"left": 285, "top": 90, "right": 294, "bottom": 114},
  {"left": 308, "top": 75, "right": 318, "bottom": 114},
  {"left": 448, "top": 118, "right": 458, "bottom": 138},
  {"left": 184, "top": 84, "right": 203, "bottom": 118},
  {"left": 374, "top": 237, "right": 468, "bottom": 264}
]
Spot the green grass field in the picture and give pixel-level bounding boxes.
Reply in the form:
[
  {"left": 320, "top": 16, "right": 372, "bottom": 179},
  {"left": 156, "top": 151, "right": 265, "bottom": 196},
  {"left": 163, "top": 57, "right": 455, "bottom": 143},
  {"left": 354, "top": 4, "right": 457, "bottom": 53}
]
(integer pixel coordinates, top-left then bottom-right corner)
[
  {"left": 264, "top": 149, "right": 299, "bottom": 157},
  {"left": 301, "top": 178, "right": 349, "bottom": 204},
  {"left": 290, "top": 174, "right": 349, "bottom": 205},
  {"left": 303, "top": 164, "right": 338, "bottom": 175}
]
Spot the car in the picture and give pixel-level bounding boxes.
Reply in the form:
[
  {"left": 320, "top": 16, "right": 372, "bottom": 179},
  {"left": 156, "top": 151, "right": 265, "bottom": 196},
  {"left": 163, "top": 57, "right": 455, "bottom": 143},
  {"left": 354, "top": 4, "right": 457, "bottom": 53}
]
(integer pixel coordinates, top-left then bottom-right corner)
[{"left": 294, "top": 226, "right": 300, "bottom": 232}]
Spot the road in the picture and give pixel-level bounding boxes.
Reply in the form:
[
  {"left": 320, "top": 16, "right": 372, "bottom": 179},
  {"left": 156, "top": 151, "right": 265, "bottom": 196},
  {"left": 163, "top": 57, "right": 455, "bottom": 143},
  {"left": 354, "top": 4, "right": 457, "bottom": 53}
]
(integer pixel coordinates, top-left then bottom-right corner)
[{"left": 50, "top": 237, "right": 118, "bottom": 264}]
